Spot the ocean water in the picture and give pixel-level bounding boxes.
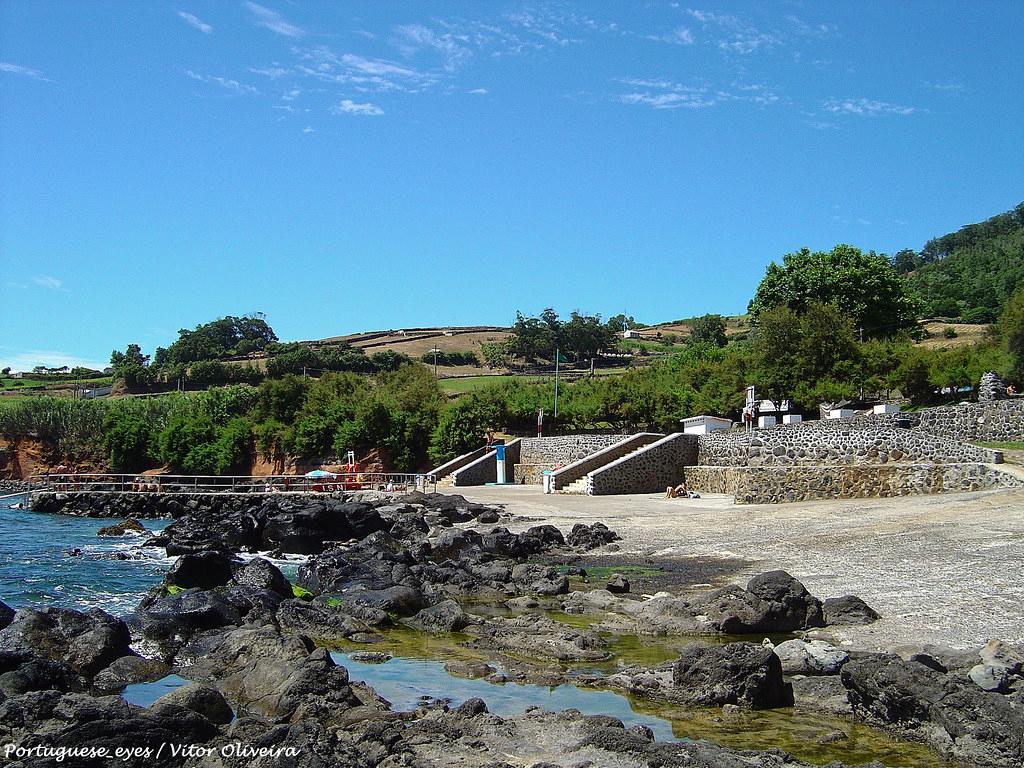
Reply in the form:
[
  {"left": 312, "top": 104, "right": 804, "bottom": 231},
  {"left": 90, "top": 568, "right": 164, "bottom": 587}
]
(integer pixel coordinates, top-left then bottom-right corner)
[{"left": 0, "top": 494, "right": 173, "bottom": 615}]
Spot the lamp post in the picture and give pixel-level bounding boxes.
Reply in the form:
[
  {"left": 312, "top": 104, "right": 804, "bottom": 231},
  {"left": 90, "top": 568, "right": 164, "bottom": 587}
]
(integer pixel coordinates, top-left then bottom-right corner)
[{"left": 429, "top": 347, "right": 440, "bottom": 377}]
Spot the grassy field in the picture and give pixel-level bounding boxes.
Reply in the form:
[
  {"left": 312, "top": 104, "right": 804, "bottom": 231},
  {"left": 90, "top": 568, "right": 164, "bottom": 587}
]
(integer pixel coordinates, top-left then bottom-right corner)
[
  {"left": 438, "top": 367, "right": 634, "bottom": 395},
  {"left": 0, "top": 375, "right": 113, "bottom": 394}
]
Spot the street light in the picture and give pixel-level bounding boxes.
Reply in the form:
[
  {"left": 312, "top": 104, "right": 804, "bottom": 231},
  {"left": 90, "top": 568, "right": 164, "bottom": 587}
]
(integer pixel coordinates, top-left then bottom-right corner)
[{"left": 429, "top": 347, "right": 440, "bottom": 377}]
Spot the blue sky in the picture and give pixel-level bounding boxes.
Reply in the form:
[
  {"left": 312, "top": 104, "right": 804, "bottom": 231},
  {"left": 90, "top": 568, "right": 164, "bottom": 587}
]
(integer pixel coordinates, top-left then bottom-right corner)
[{"left": 1, "top": 1, "right": 1022, "bottom": 371}]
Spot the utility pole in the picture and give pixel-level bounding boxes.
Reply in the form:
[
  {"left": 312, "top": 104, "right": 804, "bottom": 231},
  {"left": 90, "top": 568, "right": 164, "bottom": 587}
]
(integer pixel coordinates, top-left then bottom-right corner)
[
  {"left": 553, "top": 347, "right": 559, "bottom": 422},
  {"left": 430, "top": 347, "right": 439, "bottom": 377}
]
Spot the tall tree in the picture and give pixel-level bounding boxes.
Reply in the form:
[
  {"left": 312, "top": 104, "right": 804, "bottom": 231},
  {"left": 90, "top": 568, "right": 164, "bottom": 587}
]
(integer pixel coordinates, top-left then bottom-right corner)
[
  {"left": 748, "top": 244, "right": 921, "bottom": 339},
  {"left": 689, "top": 314, "right": 727, "bottom": 347}
]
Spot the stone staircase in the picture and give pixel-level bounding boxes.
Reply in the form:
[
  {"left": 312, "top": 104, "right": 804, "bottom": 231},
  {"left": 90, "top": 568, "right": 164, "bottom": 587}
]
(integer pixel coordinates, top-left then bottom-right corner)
[{"left": 557, "top": 436, "right": 663, "bottom": 495}]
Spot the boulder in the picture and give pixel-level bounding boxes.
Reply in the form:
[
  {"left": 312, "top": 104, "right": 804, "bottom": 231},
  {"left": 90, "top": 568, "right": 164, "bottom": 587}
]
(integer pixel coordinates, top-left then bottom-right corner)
[
  {"left": 0, "top": 599, "right": 13, "bottom": 630},
  {"left": 516, "top": 525, "right": 565, "bottom": 554},
  {"left": 152, "top": 683, "right": 233, "bottom": 725},
  {"left": 0, "top": 654, "right": 83, "bottom": 695},
  {"left": 773, "top": 639, "right": 849, "bottom": 675},
  {"left": 262, "top": 500, "right": 388, "bottom": 554},
  {"left": 402, "top": 600, "right": 472, "bottom": 634},
  {"left": 276, "top": 599, "right": 374, "bottom": 644},
  {"left": 672, "top": 642, "right": 793, "bottom": 709},
  {"left": 606, "top": 574, "right": 630, "bottom": 594},
  {"left": 511, "top": 564, "right": 569, "bottom": 596},
  {"left": 166, "top": 550, "right": 239, "bottom": 590},
  {"left": 136, "top": 589, "right": 242, "bottom": 642},
  {"left": 822, "top": 595, "right": 880, "bottom": 626},
  {"left": 0, "top": 606, "right": 131, "bottom": 677},
  {"left": 745, "top": 570, "right": 824, "bottom": 629},
  {"left": 466, "top": 615, "right": 609, "bottom": 662},
  {"left": 229, "top": 557, "right": 292, "bottom": 597},
  {"left": 92, "top": 655, "right": 171, "bottom": 693},
  {"left": 969, "top": 639, "right": 1024, "bottom": 693},
  {"left": 566, "top": 522, "right": 620, "bottom": 550},
  {"left": 96, "top": 518, "right": 148, "bottom": 536},
  {"left": 444, "top": 660, "right": 497, "bottom": 679}
]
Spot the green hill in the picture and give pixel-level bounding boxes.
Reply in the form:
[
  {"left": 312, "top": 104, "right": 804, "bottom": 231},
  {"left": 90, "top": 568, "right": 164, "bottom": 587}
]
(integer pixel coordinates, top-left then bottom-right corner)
[{"left": 899, "top": 203, "right": 1024, "bottom": 322}]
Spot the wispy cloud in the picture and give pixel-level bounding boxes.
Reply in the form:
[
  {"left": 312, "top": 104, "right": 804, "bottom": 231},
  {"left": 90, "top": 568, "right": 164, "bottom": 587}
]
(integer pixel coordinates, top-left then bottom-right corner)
[
  {"left": 295, "top": 47, "right": 434, "bottom": 93},
  {"left": 823, "top": 97, "right": 915, "bottom": 116},
  {"left": 186, "top": 70, "right": 259, "bottom": 95},
  {"left": 394, "top": 24, "right": 474, "bottom": 72},
  {"left": 333, "top": 98, "right": 384, "bottom": 116},
  {"left": 648, "top": 26, "right": 694, "bottom": 45},
  {"left": 244, "top": 2, "right": 304, "bottom": 38},
  {"left": 0, "top": 62, "right": 50, "bottom": 81},
  {"left": 250, "top": 65, "right": 289, "bottom": 79},
  {"left": 616, "top": 77, "right": 779, "bottom": 110},
  {"left": 32, "top": 275, "right": 64, "bottom": 291},
  {"left": 177, "top": 11, "right": 212, "bottom": 34},
  {"left": 302, "top": 126, "right": 315, "bottom": 133},
  {"left": 925, "top": 80, "right": 964, "bottom": 95},
  {"left": 684, "top": 8, "right": 779, "bottom": 54},
  {"left": 467, "top": 88, "right": 488, "bottom": 95}
]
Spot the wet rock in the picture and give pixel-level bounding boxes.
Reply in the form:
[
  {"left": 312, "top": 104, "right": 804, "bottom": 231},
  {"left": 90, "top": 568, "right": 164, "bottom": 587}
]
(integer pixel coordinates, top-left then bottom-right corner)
[
  {"left": 431, "top": 528, "right": 484, "bottom": 561},
  {"left": 823, "top": 594, "right": 880, "bottom": 626},
  {"left": 92, "top": 655, "right": 171, "bottom": 693},
  {"left": 262, "top": 500, "right": 387, "bottom": 554},
  {"left": 96, "top": 518, "right": 148, "bottom": 536},
  {"left": 349, "top": 651, "right": 391, "bottom": 664},
  {"left": 444, "top": 660, "right": 496, "bottom": 679},
  {"left": 969, "top": 640, "right": 1024, "bottom": 693},
  {"left": 166, "top": 550, "right": 239, "bottom": 590},
  {"left": 276, "top": 599, "right": 374, "bottom": 644},
  {"left": 791, "top": 674, "right": 853, "bottom": 717},
  {"left": 218, "top": 646, "right": 361, "bottom": 724},
  {"left": 0, "top": 606, "right": 131, "bottom": 677},
  {"left": 0, "top": 654, "right": 83, "bottom": 695},
  {"left": 565, "top": 522, "right": 620, "bottom": 550},
  {"left": 0, "top": 600, "right": 13, "bottom": 630},
  {"left": 402, "top": 600, "right": 472, "bottom": 634},
  {"left": 745, "top": 570, "right": 824, "bottom": 629},
  {"left": 841, "top": 653, "right": 1024, "bottom": 767},
  {"left": 476, "top": 509, "right": 500, "bottom": 524},
  {"left": 466, "top": 615, "right": 609, "bottom": 662},
  {"left": 773, "top": 639, "right": 849, "bottom": 675},
  {"left": 672, "top": 642, "right": 794, "bottom": 709},
  {"left": 606, "top": 573, "right": 630, "bottom": 594},
  {"left": 136, "top": 589, "right": 242, "bottom": 644},
  {"left": 151, "top": 682, "right": 233, "bottom": 725},
  {"left": 229, "top": 557, "right": 292, "bottom": 598},
  {"left": 511, "top": 564, "right": 569, "bottom": 596},
  {"left": 506, "top": 596, "right": 540, "bottom": 611}
]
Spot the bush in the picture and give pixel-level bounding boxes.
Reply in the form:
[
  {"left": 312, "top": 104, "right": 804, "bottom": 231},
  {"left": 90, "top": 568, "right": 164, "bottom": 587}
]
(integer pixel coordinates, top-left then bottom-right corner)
[
  {"left": 103, "top": 411, "right": 152, "bottom": 471},
  {"left": 943, "top": 327, "right": 958, "bottom": 339},
  {"left": 420, "top": 350, "right": 480, "bottom": 366}
]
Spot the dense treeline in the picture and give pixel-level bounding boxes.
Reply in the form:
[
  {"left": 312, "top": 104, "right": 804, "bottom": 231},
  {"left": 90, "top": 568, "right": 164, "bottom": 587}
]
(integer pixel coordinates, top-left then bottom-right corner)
[{"left": 896, "top": 203, "right": 1024, "bottom": 320}]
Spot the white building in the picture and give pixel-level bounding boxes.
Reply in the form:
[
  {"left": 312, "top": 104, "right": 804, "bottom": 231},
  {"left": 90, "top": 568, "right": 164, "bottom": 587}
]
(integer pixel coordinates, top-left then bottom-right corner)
[{"left": 681, "top": 415, "right": 733, "bottom": 434}]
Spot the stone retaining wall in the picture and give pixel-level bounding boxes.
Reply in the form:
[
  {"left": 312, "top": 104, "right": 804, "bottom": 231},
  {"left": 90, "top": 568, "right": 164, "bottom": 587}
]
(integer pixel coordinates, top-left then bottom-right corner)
[
  {"left": 697, "top": 421, "right": 1000, "bottom": 467},
  {"left": 517, "top": 435, "right": 625, "bottom": 466},
  {"left": 452, "top": 439, "right": 522, "bottom": 486},
  {"left": 588, "top": 433, "right": 699, "bottom": 495},
  {"left": 682, "top": 463, "right": 1021, "bottom": 504},
  {"left": 912, "top": 399, "right": 1024, "bottom": 443}
]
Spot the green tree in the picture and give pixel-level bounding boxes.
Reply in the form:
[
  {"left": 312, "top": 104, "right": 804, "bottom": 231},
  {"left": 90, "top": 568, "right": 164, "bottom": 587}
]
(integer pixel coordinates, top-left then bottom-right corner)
[
  {"left": 688, "top": 314, "right": 727, "bottom": 347},
  {"left": 1000, "top": 286, "right": 1024, "bottom": 382},
  {"left": 749, "top": 244, "right": 921, "bottom": 338}
]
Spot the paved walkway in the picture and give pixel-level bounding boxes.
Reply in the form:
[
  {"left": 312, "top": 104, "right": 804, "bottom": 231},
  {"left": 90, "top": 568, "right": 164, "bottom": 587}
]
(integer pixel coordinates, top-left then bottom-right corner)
[{"left": 445, "top": 484, "right": 1024, "bottom": 650}]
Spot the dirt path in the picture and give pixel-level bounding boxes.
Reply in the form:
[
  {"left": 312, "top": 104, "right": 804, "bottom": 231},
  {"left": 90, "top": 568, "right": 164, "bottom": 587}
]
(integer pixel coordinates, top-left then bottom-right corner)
[{"left": 443, "top": 485, "right": 1024, "bottom": 650}]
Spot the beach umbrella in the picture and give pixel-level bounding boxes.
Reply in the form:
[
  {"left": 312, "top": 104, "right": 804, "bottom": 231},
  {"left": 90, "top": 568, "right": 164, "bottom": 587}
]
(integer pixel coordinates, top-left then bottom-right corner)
[{"left": 304, "top": 469, "right": 337, "bottom": 478}]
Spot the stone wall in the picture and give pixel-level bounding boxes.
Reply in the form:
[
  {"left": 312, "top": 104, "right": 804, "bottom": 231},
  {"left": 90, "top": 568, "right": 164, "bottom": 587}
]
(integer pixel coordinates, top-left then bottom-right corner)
[
  {"left": 517, "top": 435, "right": 627, "bottom": 466},
  {"left": 552, "top": 433, "right": 663, "bottom": 490},
  {"left": 452, "top": 439, "right": 522, "bottom": 486},
  {"left": 697, "top": 420, "right": 1000, "bottom": 467},
  {"left": 682, "top": 463, "right": 1022, "bottom": 504},
  {"left": 912, "top": 399, "right": 1024, "bottom": 443},
  {"left": 588, "top": 433, "right": 699, "bottom": 495}
]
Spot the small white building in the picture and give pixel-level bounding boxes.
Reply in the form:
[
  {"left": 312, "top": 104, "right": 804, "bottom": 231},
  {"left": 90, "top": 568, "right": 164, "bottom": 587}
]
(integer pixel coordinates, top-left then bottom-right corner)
[
  {"left": 827, "top": 408, "right": 856, "bottom": 420},
  {"left": 782, "top": 414, "right": 803, "bottom": 424},
  {"left": 623, "top": 329, "right": 644, "bottom": 339},
  {"left": 758, "top": 415, "right": 777, "bottom": 428},
  {"left": 873, "top": 403, "right": 901, "bottom": 415},
  {"left": 681, "top": 415, "right": 733, "bottom": 434}
]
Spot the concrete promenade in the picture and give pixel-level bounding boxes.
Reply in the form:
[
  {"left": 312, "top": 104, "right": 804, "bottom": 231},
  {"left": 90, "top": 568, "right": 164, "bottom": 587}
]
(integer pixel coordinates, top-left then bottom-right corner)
[{"left": 445, "top": 484, "right": 1024, "bottom": 650}]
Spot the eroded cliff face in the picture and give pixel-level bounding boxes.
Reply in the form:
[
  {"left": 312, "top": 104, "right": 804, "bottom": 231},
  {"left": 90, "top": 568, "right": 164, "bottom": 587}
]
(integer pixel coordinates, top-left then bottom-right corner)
[{"left": 0, "top": 438, "right": 105, "bottom": 480}]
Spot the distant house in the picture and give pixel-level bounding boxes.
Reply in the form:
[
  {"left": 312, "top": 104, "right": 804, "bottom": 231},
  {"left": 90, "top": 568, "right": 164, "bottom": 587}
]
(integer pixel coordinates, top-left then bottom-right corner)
[
  {"left": 681, "top": 415, "right": 733, "bottom": 434},
  {"left": 623, "top": 329, "right": 644, "bottom": 339}
]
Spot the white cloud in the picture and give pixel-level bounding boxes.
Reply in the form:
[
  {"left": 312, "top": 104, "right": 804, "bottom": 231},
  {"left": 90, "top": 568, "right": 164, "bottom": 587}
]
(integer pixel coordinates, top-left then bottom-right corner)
[
  {"left": 250, "top": 65, "right": 290, "bottom": 79},
  {"left": 467, "top": 88, "right": 488, "bottom": 95},
  {"left": 683, "top": 8, "right": 778, "bottom": 54},
  {"left": 616, "top": 77, "right": 778, "bottom": 110},
  {"left": 302, "top": 126, "right": 315, "bottom": 133},
  {"left": 823, "top": 97, "right": 915, "bottom": 116},
  {"left": 294, "top": 47, "right": 434, "bottom": 93},
  {"left": 186, "top": 70, "right": 259, "bottom": 95},
  {"left": 395, "top": 24, "right": 474, "bottom": 72},
  {"left": 649, "top": 26, "right": 694, "bottom": 45},
  {"left": 32, "top": 275, "right": 63, "bottom": 290},
  {"left": 0, "top": 62, "right": 49, "bottom": 81},
  {"left": 926, "top": 81, "right": 964, "bottom": 95},
  {"left": 177, "top": 11, "right": 212, "bottom": 34},
  {"left": 333, "top": 99, "right": 384, "bottom": 116},
  {"left": 244, "top": 2, "right": 304, "bottom": 38}
]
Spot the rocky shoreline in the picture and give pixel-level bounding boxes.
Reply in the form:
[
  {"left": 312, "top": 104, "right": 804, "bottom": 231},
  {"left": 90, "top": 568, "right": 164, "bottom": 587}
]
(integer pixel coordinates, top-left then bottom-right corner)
[{"left": 2, "top": 491, "right": 1022, "bottom": 767}]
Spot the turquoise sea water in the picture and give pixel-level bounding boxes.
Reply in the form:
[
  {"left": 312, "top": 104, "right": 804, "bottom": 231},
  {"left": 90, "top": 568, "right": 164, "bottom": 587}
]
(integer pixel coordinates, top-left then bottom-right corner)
[{"left": 0, "top": 494, "right": 172, "bottom": 615}]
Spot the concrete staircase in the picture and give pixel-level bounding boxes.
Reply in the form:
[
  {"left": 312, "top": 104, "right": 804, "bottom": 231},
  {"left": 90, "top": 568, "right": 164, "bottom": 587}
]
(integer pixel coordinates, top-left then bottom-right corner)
[{"left": 556, "top": 434, "right": 664, "bottom": 495}]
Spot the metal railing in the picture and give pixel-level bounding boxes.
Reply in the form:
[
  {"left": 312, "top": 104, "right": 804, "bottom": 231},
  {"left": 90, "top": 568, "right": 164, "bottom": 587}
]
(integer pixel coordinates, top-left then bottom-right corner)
[{"left": 27, "top": 472, "right": 436, "bottom": 496}]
